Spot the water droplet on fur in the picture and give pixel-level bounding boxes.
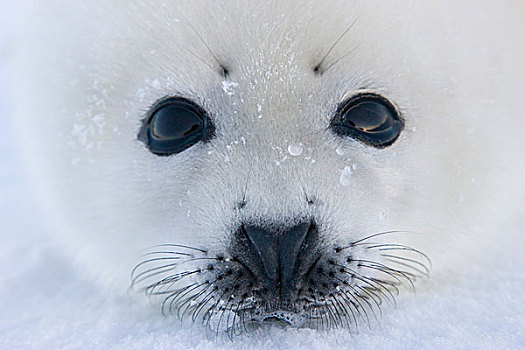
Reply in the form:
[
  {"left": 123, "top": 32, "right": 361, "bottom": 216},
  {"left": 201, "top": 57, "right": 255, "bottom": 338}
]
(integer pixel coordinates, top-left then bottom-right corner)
[
  {"left": 339, "top": 166, "right": 353, "bottom": 186},
  {"left": 288, "top": 143, "right": 303, "bottom": 156}
]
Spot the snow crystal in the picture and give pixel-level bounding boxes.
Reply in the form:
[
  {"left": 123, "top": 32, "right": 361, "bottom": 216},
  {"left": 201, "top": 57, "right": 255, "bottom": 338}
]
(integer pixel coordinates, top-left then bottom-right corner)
[
  {"left": 339, "top": 166, "right": 353, "bottom": 186},
  {"left": 91, "top": 113, "right": 105, "bottom": 133},
  {"left": 151, "top": 79, "right": 161, "bottom": 89},
  {"left": 221, "top": 81, "right": 239, "bottom": 96},
  {"left": 335, "top": 146, "right": 346, "bottom": 156}
]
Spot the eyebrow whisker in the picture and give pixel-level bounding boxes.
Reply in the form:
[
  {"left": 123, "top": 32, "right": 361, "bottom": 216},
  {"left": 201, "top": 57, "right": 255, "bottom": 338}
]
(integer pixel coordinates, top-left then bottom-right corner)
[
  {"left": 182, "top": 15, "right": 229, "bottom": 77},
  {"left": 322, "top": 43, "right": 361, "bottom": 73},
  {"left": 314, "top": 18, "right": 358, "bottom": 75}
]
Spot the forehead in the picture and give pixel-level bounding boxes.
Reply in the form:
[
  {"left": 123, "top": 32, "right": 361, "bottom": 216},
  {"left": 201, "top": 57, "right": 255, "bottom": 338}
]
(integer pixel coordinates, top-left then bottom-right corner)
[{"left": 56, "top": 1, "right": 437, "bottom": 93}]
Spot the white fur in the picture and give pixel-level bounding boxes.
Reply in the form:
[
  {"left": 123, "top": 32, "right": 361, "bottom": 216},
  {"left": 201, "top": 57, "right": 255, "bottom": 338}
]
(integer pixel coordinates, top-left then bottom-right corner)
[{"left": 13, "top": 0, "right": 525, "bottom": 295}]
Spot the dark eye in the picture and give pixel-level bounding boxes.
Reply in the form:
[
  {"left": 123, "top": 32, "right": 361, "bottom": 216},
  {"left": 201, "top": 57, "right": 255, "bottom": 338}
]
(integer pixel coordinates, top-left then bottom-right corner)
[
  {"left": 138, "top": 97, "right": 215, "bottom": 156},
  {"left": 330, "top": 92, "right": 404, "bottom": 148}
]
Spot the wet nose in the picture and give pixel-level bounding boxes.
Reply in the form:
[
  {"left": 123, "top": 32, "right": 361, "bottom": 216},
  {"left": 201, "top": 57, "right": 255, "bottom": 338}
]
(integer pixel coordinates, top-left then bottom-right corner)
[{"left": 241, "top": 221, "right": 314, "bottom": 295}]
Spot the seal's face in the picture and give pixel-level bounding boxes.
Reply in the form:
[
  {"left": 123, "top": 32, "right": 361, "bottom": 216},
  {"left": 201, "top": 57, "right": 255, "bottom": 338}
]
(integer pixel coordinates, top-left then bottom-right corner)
[
  {"left": 16, "top": 0, "right": 509, "bottom": 333},
  {"left": 130, "top": 84, "right": 420, "bottom": 329}
]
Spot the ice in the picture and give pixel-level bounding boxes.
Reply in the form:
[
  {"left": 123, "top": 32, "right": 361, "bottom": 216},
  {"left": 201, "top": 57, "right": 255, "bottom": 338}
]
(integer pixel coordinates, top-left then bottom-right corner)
[
  {"left": 336, "top": 146, "right": 346, "bottom": 156},
  {"left": 339, "top": 166, "right": 353, "bottom": 186},
  {"left": 287, "top": 143, "right": 303, "bottom": 156},
  {"left": 221, "top": 81, "right": 239, "bottom": 96}
]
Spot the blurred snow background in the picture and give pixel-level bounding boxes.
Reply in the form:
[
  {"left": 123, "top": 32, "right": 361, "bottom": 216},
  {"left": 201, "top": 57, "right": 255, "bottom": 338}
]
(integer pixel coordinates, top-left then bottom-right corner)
[{"left": 0, "top": 2, "right": 524, "bottom": 350}]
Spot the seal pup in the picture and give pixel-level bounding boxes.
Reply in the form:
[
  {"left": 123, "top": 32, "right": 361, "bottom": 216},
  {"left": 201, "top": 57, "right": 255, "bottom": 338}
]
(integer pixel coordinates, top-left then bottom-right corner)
[{"left": 13, "top": 0, "right": 524, "bottom": 334}]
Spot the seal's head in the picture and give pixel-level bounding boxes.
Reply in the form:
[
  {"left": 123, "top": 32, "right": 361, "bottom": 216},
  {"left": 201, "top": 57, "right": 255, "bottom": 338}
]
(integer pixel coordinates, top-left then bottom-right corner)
[{"left": 14, "top": 0, "right": 520, "bottom": 332}]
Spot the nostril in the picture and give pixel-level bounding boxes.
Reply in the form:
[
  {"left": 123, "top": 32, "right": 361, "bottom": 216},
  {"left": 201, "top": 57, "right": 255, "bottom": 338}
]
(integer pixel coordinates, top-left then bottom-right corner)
[
  {"left": 241, "top": 221, "right": 316, "bottom": 293},
  {"left": 241, "top": 224, "right": 280, "bottom": 282},
  {"left": 278, "top": 222, "right": 313, "bottom": 286}
]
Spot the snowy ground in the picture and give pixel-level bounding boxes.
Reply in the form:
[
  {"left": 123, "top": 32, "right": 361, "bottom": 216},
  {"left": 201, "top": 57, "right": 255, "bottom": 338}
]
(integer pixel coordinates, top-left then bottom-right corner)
[{"left": 1, "top": 4, "right": 524, "bottom": 350}]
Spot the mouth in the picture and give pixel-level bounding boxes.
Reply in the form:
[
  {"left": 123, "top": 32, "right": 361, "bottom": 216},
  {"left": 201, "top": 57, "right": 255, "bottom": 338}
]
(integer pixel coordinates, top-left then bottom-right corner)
[
  {"left": 249, "top": 310, "right": 309, "bottom": 327},
  {"left": 131, "top": 229, "right": 431, "bottom": 335}
]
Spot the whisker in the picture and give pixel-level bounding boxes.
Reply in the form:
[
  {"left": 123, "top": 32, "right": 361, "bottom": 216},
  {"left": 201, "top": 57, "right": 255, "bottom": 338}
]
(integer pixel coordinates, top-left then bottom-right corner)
[
  {"left": 131, "top": 228, "right": 430, "bottom": 336},
  {"left": 328, "top": 298, "right": 344, "bottom": 329},
  {"left": 350, "top": 230, "right": 411, "bottom": 246},
  {"left": 322, "top": 43, "right": 361, "bottom": 73},
  {"left": 356, "top": 263, "right": 405, "bottom": 287},
  {"left": 339, "top": 290, "right": 370, "bottom": 330},
  {"left": 368, "top": 277, "right": 400, "bottom": 297},
  {"left": 353, "top": 285, "right": 382, "bottom": 320},
  {"left": 154, "top": 244, "right": 208, "bottom": 253},
  {"left": 356, "top": 284, "right": 383, "bottom": 311},
  {"left": 160, "top": 283, "right": 195, "bottom": 316},
  {"left": 381, "top": 254, "right": 431, "bottom": 276},
  {"left": 354, "top": 259, "right": 417, "bottom": 281},
  {"left": 177, "top": 282, "right": 211, "bottom": 320},
  {"left": 192, "top": 288, "right": 217, "bottom": 323},
  {"left": 184, "top": 47, "right": 219, "bottom": 75},
  {"left": 364, "top": 243, "right": 432, "bottom": 267},
  {"left": 350, "top": 272, "right": 397, "bottom": 306},
  {"left": 332, "top": 272, "right": 375, "bottom": 327},
  {"left": 142, "top": 251, "right": 193, "bottom": 257},
  {"left": 146, "top": 269, "right": 202, "bottom": 296},
  {"left": 131, "top": 262, "right": 180, "bottom": 286},
  {"left": 182, "top": 15, "right": 229, "bottom": 77},
  {"left": 357, "top": 263, "right": 416, "bottom": 291},
  {"left": 314, "top": 18, "right": 358, "bottom": 74}
]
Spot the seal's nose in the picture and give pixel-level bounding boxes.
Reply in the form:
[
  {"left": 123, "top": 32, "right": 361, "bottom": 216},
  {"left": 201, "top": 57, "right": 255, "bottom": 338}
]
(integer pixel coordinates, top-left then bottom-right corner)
[{"left": 241, "top": 221, "right": 314, "bottom": 296}]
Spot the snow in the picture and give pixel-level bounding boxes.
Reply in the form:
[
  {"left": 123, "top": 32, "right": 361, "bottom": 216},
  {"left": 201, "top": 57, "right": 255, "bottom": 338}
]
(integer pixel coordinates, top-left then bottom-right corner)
[
  {"left": 335, "top": 146, "right": 346, "bottom": 156},
  {"left": 1, "top": 5, "right": 524, "bottom": 350},
  {"left": 221, "top": 81, "right": 239, "bottom": 96},
  {"left": 339, "top": 166, "right": 353, "bottom": 186}
]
